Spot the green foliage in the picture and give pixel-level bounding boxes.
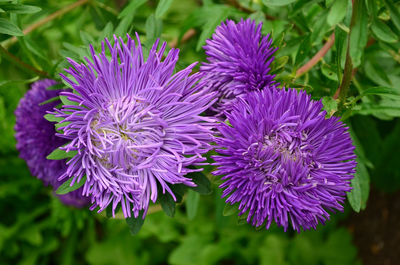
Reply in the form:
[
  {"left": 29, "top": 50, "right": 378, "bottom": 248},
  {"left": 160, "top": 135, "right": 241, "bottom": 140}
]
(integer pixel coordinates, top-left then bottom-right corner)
[
  {"left": 56, "top": 176, "right": 86, "bottom": 195},
  {"left": 1, "top": 0, "right": 400, "bottom": 263}
]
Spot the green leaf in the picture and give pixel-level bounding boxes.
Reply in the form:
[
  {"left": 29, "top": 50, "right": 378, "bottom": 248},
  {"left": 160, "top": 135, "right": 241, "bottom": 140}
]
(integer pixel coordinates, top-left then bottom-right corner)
[
  {"left": 327, "top": 0, "right": 348, "bottom": 26},
  {"left": 80, "top": 31, "right": 95, "bottom": 46},
  {"left": 44, "top": 114, "right": 63, "bottom": 123},
  {"left": 335, "top": 26, "right": 347, "bottom": 83},
  {"left": 321, "top": 63, "right": 338, "bottom": 81},
  {"left": 189, "top": 171, "right": 212, "bottom": 195},
  {"left": 99, "top": 22, "right": 113, "bottom": 41},
  {"left": 0, "top": 18, "right": 23, "bottom": 36},
  {"left": 115, "top": 16, "right": 134, "bottom": 37},
  {"left": 46, "top": 148, "right": 77, "bottom": 160},
  {"left": 39, "top": 96, "right": 59, "bottom": 106},
  {"left": 56, "top": 175, "right": 86, "bottom": 195},
  {"left": 60, "top": 95, "right": 78, "bottom": 106},
  {"left": 159, "top": 192, "right": 175, "bottom": 217},
  {"left": 0, "top": 4, "right": 41, "bottom": 14},
  {"left": 357, "top": 103, "right": 400, "bottom": 117},
  {"left": 118, "top": 0, "right": 147, "bottom": 18},
  {"left": 145, "top": 14, "right": 163, "bottom": 44},
  {"left": 222, "top": 203, "right": 238, "bottom": 216},
  {"left": 360, "top": 86, "right": 400, "bottom": 99},
  {"left": 364, "top": 60, "right": 392, "bottom": 87},
  {"left": 155, "top": 0, "right": 174, "bottom": 19},
  {"left": 170, "top": 184, "right": 186, "bottom": 203},
  {"left": 349, "top": 0, "right": 368, "bottom": 67},
  {"left": 383, "top": 0, "right": 400, "bottom": 32},
  {"left": 46, "top": 83, "right": 65, "bottom": 90},
  {"left": 347, "top": 158, "right": 369, "bottom": 212},
  {"left": 371, "top": 19, "right": 398, "bottom": 43},
  {"left": 294, "top": 34, "right": 311, "bottom": 66},
  {"left": 55, "top": 121, "right": 71, "bottom": 131},
  {"left": 261, "top": 0, "right": 297, "bottom": 6},
  {"left": 322, "top": 97, "right": 338, "bottom": 116},
  {"left": 347, "top": 165, "right": 361, "bottom": 212},
  {"left": 196, "top": 5, "right": 231, "bottom": 51},
  {"left": 185, "top": 189, "right": 200, "bottom": 220},
  {"left": 125, "top": 211, "right": 145, "bottom": 235}
]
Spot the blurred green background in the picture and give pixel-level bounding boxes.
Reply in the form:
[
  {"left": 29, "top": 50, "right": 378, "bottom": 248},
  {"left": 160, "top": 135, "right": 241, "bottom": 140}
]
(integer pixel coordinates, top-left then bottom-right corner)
[{"left": 1, "top": 0, "right": 400, "bottom": 264}]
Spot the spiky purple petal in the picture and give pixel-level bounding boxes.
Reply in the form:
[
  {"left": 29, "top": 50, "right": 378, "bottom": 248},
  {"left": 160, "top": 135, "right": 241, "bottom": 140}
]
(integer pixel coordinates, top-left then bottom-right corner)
[
  {"left": 54, "top": 34, "right": 215, "bottom": 218},
  {"left": 200, "top": 18, "right": 278, "bottom": 112},
  {"left": 213, "top": 88, "right": 356, "bottom": 232}
]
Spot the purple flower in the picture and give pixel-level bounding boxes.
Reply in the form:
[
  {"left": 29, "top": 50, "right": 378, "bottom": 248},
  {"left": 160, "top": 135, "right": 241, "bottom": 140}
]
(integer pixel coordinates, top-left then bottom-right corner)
[
  {"left": 14, "top": 79, "right": 89, "bottom": 208},
  {"left": 200, "top": 18, "right": 278, "bottom": 112},
  {"left": 53, "top": 34, "right": 215, "bottom": 218},
  {"left": 213, "top": 88, "right": 356, "bottom": 232}
]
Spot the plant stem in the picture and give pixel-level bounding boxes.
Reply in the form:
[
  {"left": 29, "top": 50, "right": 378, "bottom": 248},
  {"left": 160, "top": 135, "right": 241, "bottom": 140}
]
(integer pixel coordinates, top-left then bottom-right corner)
[
  {"left": 0, "top": 45, "right": 48, "bottom": 76},
  {"left": 296, "top": 33, "right": 335, "bottom": 78},
  {"left": 333, "top": 0, "right": 358, "bottom": 103},
  {"left": 1, "top": 0, "right": 89, "bottom": 49}
]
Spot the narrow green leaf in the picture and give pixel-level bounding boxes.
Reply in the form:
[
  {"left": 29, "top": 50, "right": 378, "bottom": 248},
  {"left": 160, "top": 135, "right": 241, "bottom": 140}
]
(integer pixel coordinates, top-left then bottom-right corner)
[
  {"left": 364, "top": 60, "right": 392, "bottom": 87},
  {"left": 294, "top": 34, "right": 311, "bottom": 66},
  {"left": 0, "top": 18, "right": 23, "bottom": 36},
  {"left": 361, "top": 86, "right": 400, "bottom": 99},
  {"left": 358, "top": 104, "right": 400, "bottom": 117},
  {"left": 261, "top": 0, "right": 297, "bottom": 6},
  {"left": 185, "top": 189, "right": 200, "bottom": 220},
  {"left": 99, "top": 22, "right": 113, "bottom": 41},
  {"left": 371, "top": 19, "right": 398, "bottom": 43},
  {"left": 80, "top": 31, "right": 95, "bottom": 46},
  {"left": 189, "top": 171, "right": 212, "bottom": 195},
  {"left": 56, "top": 175, "right": 86, "bottom": 195},
  {"left": 89, "top": 5, "right": 105, "bottom": 30},
  {"left": 347, "top": 159, "right": 369, "bottom": 212},
  {"left": 20, "top": 36, "right": 47, "bottom": 61},
  {"left": 115, "top": 16, "right": 134, "bottom": 37},
  {"left": 347, "top": 168, "right": 361, "bottom": 212},
  {"left": 222, "top": 203, "right": 238, "bottom": 217},
  {"left": 55, "top": 121, "right": 71, "bottom": 130},
  {"left": 125, "top": 211, "right": 145, "bottom": 235},
  {"left": 46, "top": 83, "right": 65, "bottom": 90},
  {"left": 0, "top": 4, "right": 41, "bottom": 14},
  {"left": 60, "top": 95, "right": 78, "bottom": 106},
  {"left": 44, "top": 114, "right": 63, "bottom": 123},
  {"left": 196, "top": 6, "right": 231, "bottom": 51},
  {"left": 159, "top": 192, "right": 175, "bottom": 217},
  {"left": 155, "top": 0, "right": 174, "bottom": 19},
  {"left": 118, "top": 0, "right": 147, "bottom": 18},
  {"left": 327, "top": 0, "right": 347, "bottom": 26},
  {"left": 46, "top": 148, "right": 77, "bottom": 160},
  {"left": 145, "top": 14, "right": 163, "bottom": 44},
  {"left": 335, "top": 26, "right": 347, "bottom": 83},
  {"left": 383, "top": 0, "right": 400, "bottom": 32},
  {"left": 39, "top": 96, "right": 59, "bottom": 106},
  {"left": 349, "top": 0, "right": 368, "bottom": 67}
]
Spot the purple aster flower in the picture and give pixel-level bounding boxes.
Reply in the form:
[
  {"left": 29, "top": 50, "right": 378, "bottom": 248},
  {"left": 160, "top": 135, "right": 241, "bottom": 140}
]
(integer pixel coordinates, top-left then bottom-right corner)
[
  {"left": 213, "top": 88, "right": 357, "bottom": 232},
  {"left": 14, "top": 79, "right": 89, "bottom": 208},
  {"left": 200, "top": 18, "right": 278, "bottom": 112},
  {"left": 53, "top": 34, "right": 215, "bottom": 218}
]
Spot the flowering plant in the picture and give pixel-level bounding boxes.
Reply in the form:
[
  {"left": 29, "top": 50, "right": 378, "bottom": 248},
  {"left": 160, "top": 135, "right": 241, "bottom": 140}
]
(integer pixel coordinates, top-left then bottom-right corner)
[{"left": 1, "top": 0, "right": 399, "bottom": 264}]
